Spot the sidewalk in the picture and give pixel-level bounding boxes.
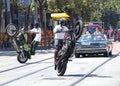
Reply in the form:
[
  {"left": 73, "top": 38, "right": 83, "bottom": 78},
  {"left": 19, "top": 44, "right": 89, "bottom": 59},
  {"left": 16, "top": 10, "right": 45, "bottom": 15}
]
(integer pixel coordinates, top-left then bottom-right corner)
[
  {"left": 0, "top": 42, "right": 120, "bottom": 52},
  {"left": 0, "top": 46, "right": 53, "bottom": 51},
  {"left": 112, "top": 42, "right": 120, "bottom": 52},
  {"left": 0, "top": 48, "right": 55, "bottom": 57}
]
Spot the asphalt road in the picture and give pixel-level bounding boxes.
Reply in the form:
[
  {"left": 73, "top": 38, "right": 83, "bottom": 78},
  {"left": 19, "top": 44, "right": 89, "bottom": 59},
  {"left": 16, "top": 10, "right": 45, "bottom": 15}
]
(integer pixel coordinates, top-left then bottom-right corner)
[{"left": 0, "top": 42, "right": 120, "bottom": 86}]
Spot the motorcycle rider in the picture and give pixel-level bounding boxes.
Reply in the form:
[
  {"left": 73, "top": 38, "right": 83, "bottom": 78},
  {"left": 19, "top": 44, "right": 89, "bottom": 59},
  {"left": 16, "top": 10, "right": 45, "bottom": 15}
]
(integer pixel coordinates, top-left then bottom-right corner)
[
  {"left": 28, "top": 23, "right": 41, "bottom": 55},
  {"left": 53, "top": 18, "right": 69, "bottom": 67}
]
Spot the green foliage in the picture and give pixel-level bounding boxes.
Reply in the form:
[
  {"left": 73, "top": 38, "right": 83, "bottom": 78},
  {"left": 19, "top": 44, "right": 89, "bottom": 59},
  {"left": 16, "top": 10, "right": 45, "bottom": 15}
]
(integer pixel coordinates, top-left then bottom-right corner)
[
  {"left": 47, "top": 0, "right": 120, "bottom": 27},
  {"left": 102, "top": 10, "right": 120, "bottom": 27},
  {"left": 0, "top": 1, "right": 3, "bottom": 11},
  {"left": 117, "top": 21, "right": 120, "bottom": 26},
  {"left": 10, "top": 0, "right": 28, "bottom": 10},
  {"left": 8, "top": 0, "right": 120, "bottom": 27},
  {"left": 30, "top": 0, "right": 35, "bottom": 14}
]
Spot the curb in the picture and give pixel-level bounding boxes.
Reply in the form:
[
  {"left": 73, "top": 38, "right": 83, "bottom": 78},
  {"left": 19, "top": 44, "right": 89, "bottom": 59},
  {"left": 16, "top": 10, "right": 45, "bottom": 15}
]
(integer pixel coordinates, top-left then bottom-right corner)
[{"left": 0, "top": 46, "right": 54, "bottom": 51}]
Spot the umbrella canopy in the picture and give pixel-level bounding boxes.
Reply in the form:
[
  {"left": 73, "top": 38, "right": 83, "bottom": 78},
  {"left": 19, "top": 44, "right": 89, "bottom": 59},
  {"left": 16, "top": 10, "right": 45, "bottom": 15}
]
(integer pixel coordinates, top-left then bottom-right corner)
[
  {"left": 51, "top": 13, "right": 70, "bottom": 20},
  {"left": 87, "top": 24, "right": 102, "bottom": 30}
]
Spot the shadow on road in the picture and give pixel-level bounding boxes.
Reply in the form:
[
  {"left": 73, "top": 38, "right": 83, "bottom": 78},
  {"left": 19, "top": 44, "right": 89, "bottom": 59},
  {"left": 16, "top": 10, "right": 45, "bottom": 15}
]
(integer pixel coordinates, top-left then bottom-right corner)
[
  {"left": 0, "top": 51, "right": 17, "bottom": 56},
  {"left": 64, "top": 74, "right": 112, "bottom": 78},
  {"left": 0, "top": 49, "right": 54, "bottom": 56}
]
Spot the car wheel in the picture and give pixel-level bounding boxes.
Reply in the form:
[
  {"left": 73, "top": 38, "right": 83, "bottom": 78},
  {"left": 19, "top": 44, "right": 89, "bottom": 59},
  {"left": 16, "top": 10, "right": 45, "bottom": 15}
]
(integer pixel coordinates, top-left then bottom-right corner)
[
  {"left": 104, "top": 52, "right": 109, "bottom": 57},
  {"left": 109, "top": 51, "right": 112, "bottom": 56},
  {"left": 81, "top": 54, "right": 85, "bottom": 57},
  {"left": 75, "top": 53, "right": 80, "bottom": 58}
]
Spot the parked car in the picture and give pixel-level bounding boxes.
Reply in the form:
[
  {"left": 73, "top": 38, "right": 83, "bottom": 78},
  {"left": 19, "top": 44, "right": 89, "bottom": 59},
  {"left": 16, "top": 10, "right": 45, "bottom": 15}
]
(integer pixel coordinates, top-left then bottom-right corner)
[{"left": 75, "top": 34, "right": 113, "bottom": 57}]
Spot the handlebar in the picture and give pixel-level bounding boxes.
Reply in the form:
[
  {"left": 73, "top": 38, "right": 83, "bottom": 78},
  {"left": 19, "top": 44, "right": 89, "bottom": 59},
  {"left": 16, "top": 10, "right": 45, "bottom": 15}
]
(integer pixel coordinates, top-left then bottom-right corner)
[{"left": 56, "top": 29, "right": 74, "bottom": 33}]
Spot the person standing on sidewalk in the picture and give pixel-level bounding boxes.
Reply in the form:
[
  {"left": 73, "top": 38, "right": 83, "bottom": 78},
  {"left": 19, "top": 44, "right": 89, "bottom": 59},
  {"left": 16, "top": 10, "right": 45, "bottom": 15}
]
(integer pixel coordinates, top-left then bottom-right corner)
[
  {"left": 28, "top": 23, "right": 41, "bottom": 55},
  {"left": 2, "top": 33, "right": 8, "bottom": 49}
]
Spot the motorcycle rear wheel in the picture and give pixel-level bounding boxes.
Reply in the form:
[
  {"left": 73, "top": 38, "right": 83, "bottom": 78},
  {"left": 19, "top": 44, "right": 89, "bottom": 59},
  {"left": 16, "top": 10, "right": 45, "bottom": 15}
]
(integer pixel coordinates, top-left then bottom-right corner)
[
  {"left": 75, "top": 22, "right": 83, "bottom": 40},
  {"left": 17, "top": 51, "right": 29, "bottom": 63},
  {"left": 56, "top": 60, "right": 67, "bottom": 76}
]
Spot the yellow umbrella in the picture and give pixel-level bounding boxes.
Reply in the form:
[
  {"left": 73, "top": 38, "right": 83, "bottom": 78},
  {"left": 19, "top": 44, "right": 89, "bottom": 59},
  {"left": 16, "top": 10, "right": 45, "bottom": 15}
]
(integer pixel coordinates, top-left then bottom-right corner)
[{"left": 51, "top": 13, "right": 70, "bottom": 20}]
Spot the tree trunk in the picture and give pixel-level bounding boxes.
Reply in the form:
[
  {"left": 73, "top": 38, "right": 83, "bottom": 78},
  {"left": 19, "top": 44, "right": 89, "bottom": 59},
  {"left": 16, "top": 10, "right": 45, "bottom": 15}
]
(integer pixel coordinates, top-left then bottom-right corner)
[
  {"left": 0, "top": 0, "right": 3, "bottom": 30},
  {"left": 25, "top": 4, "right": 31, "bottom": 30},
  {"left": 10, "top": 2, "right": 14, "bottom": 23},
  {"left": 0, "top": 0, "right": 3, "bottom": 47},
  {"left": 38, "top": 0, "right": 47, "bottom": 46},
  {"left": 0, "top": 13, "right": 1, "bottom": 30},
  {"left": 38, "top": 0, "right": 44, "bottom": 29}
]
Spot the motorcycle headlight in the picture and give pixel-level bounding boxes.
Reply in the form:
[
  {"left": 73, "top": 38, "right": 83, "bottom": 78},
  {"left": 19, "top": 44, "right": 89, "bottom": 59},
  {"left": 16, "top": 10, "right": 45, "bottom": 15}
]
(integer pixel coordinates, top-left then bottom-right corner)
[
  {"left": 16, "top": 37, "right": 20, "bottom": 41},
  {"left": 20, "top": 46, "right": 23, "bottom": 48}
]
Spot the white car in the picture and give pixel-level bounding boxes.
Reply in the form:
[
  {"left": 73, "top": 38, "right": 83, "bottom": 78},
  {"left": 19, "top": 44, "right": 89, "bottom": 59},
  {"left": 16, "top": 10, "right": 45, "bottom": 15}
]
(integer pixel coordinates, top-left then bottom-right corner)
[{"left": 75, "top": 34, "right": 113, "bottom": 57}]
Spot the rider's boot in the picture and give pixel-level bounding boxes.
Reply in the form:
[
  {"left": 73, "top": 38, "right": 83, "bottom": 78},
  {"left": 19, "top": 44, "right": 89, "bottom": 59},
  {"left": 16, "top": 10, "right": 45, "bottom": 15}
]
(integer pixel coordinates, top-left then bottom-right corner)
[
  {"left": 54, "top": 57, "right": 57, "bottom": 70},
  {"left": 54, "top": 50, "right": 58, "bottom": 70},
  {"left": 28, "top": 51, "right": 31, "bottom": 59},
  {"left": 54, "top": 59, "right": 57, "bottom": 70}
]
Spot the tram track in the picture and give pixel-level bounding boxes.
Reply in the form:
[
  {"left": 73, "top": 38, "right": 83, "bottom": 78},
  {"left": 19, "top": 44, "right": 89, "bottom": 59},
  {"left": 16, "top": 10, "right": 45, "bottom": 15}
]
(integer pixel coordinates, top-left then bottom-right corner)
[
  {"left": 69, "top": 53, "right": 120, "bottom": 86},
  {"left": 0, "top": 56, "right": 55, "bottom": 86},
  {"left": 0, "top": 65, "right": 54, "bottom": 86},
  {"left": 0, "top": 57, "right": 53, "bottom": 73},
  {"left": 0, "top": 51, "right": 119, "bottom": 86}
]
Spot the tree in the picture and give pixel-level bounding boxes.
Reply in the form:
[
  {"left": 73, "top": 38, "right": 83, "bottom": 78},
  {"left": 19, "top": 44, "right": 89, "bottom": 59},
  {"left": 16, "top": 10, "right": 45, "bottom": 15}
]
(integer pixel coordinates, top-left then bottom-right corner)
[
  {"left": 37, "top": 0, "right": 47, "bottom": 46},
  {"left": 10, "top": 0, "right": 19, "bottom": 24},
  {"left": 10, "top": 0, "right": 33, "bottom": 30},
  {"left": 0, "top": 0, "right": 3, "bottom": 30},
  {"left": 0, "top": 0, "right": 3, "bottom": 47},
  {"left": 100, "top": 0, "right": 120, "bottom": 28},
  {"left": 47, "top": 0, "right": 120, "bottom": 27},
  {"left": 47, "top": 0, "right": 101, "bottom": 21}
]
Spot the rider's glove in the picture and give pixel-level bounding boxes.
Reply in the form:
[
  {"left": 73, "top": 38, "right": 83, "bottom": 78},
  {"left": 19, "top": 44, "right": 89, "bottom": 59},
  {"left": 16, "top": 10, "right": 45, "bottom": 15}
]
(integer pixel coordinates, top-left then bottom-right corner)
[{"left": 56, "top": 30, "right": 61, "bottom": 33}]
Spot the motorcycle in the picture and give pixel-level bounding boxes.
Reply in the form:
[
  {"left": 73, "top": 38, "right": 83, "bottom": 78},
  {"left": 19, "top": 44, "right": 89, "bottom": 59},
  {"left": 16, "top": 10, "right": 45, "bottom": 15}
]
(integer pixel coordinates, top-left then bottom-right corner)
[
  {"left": 6, "top": 23, "right": 31, "bottom": 63},
  {"left": 54, "top": 22, "right": 83, "bottom": 76}
]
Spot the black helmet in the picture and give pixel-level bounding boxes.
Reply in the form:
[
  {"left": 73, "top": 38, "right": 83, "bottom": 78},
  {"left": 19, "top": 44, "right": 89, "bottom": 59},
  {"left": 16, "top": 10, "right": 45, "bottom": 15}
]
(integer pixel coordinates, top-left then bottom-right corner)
[
  {"left": 34, "top": 23, "right": 39, "bottom": 28},
  {"left": 59, "top": 18, "right": 66, "bottom": 24}
]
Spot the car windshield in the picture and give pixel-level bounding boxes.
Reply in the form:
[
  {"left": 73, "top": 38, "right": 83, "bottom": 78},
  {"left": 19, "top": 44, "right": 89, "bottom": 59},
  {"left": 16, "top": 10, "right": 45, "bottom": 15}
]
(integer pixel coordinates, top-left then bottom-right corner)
[{"left": 79, "top": 34, "right": 106, "bottom": 42}]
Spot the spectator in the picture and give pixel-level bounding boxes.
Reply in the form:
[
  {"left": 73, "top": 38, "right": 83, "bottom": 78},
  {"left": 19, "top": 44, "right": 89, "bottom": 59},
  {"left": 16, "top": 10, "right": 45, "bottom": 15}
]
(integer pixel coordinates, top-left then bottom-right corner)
[
  {"left": 48, "top": 18, "right": 54, "bottom": 31},
  {"left": 94, "top": 27, "right": 101, "bottom": 35},
  {"left": 85, "top": 30, "right": 91, "bottom": 35},
  {"left": 107, "top": 24, "right": 113, "bottom": 38},
  {"left": 2, "top": 33, "right": 8, "bottom": 49}
]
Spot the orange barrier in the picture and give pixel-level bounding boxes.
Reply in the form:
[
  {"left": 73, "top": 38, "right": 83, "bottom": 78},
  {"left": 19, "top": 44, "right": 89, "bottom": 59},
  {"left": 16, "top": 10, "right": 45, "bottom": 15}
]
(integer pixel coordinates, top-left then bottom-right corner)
[
  {"left": 0, "top": 32, "right": 3, "bottom": 47},
  {"left": 0, "top": 30, "right": 53, "bottom": 47},
  {"left": 27, "top": 30, "right": 53, "bottom": 46}
]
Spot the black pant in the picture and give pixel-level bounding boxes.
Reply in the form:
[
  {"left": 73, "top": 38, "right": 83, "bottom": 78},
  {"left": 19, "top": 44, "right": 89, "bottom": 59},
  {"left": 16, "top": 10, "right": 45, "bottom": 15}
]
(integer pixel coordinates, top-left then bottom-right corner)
[
  {"left": 31, "top": 40, "right": 39, "bottom": 55},
  {"left": 54, "top": 39, "right": 64, "bottom": 62}
]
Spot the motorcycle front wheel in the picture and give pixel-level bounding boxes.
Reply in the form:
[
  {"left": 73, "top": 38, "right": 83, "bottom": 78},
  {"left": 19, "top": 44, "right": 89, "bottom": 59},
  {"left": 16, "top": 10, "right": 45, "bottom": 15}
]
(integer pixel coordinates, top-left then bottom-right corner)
[
  {"left": 6, "top": 23, "right": 18, "bottom": 37},
  {"left": 56, "top": 59, "right": 68, "bottom": 76},
  {"left": 17, "top": 51, "right": 29, "bottom": 63}
]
